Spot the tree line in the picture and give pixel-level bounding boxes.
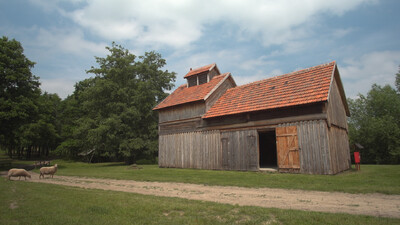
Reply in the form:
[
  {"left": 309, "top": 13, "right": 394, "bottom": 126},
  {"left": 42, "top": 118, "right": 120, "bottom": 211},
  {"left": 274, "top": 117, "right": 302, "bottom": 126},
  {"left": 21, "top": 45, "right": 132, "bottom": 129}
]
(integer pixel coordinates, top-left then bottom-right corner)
[
  {"left": 0, "top": 37, "right": 175, "bottom": 163},
  {"left": 347, "top": 68, "right": 400, "bottom": 164}
]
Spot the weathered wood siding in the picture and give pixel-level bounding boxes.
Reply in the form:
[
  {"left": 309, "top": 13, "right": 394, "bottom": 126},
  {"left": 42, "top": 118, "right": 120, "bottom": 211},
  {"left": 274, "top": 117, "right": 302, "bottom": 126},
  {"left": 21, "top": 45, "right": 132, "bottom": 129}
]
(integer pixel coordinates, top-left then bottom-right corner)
[
  {"left": 208, "top": 68, "right": 220, "bottom": 81},
  {"left": 278, "top": 120, "right": 332, "bottom": 174},
  {"left": 158, "top": 102, "right": 205, "bottom": 123},
  {"left": 326, "top": 72, "right": 351, "bottom": 174},
  {"left": 327, "top": 75, "right": 348, "bottom": 129},
  {"left": 198, "top": 72, "right": 208, "bottom": 85},
  {"left": 187, "top": 77, "right": 197, "bottom": 87},
  {"left": 221, "top": 129, "right": 258, "bottom": 171},
  {"left": 158, "top": 131, "right": 222, "bottom": 170},
  {"left": 328, "top": 126, "right": 351, "bottom": 174},
  {"left": 159, "top": 119, "right": 201, "bottom": 135},
  {"left": 205, "top": 77, "right": 235, "bottom": 111}
]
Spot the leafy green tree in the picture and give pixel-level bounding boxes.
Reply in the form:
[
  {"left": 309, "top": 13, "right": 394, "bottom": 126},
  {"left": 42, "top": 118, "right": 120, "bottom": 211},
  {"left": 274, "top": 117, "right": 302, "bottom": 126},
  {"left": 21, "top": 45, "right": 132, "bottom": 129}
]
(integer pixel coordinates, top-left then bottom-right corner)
[
  {"left": 348, "top": 81, "right": 400, "bottom": 164},
  {"left": 0, "top": 36, "right": 41, "bottom": 157},
  {"left": 60, "top": 43, "right": 176, "bottom": 163}
]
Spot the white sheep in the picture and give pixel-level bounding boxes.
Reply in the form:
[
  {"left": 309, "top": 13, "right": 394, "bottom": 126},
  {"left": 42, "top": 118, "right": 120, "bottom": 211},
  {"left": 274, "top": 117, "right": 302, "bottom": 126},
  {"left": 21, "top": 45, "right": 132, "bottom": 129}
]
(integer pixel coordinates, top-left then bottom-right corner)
[
  {"left": 7, "top": 168, "right": 32, "bottom": 180},
  {"left": 39, "top": 164, "right": 58, "bottom": 179}
]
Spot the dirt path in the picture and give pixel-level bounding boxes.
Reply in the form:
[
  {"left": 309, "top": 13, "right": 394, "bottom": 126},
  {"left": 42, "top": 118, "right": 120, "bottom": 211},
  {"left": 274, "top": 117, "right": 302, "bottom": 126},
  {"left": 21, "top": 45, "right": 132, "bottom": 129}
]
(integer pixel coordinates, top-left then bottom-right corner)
[{"left": 10, "top": 172, "right": 400, "bottom": 218}]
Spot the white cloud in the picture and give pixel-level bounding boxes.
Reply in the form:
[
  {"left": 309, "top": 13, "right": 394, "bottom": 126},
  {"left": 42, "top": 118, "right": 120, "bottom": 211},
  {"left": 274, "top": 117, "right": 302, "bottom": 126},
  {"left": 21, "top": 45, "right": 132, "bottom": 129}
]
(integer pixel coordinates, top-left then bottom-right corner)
[
  {"left": 340, "top": 51, "right": 400, "bottom": 98},
  {"left": 34, "top": 28, "right": 107, "bottom": 57},
  {"left": 48, "top": 0, "right": 375, "bottom": 49},
  {"left": 40, "top": 78, "right": 76, "bottom": 99}
]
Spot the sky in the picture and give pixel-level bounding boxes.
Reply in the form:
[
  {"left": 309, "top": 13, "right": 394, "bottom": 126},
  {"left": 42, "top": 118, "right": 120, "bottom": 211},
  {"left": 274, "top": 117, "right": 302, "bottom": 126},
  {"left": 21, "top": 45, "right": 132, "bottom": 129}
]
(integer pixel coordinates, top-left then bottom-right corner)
[{"left": 1, "top": 0, "right": 399, "bottom": 99}]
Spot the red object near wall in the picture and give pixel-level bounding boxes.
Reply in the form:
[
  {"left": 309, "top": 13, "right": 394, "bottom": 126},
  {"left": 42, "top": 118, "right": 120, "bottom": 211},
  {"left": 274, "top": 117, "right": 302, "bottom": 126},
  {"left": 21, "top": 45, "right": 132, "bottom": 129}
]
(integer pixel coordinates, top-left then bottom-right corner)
[{"left": 354, "top": 152, "right": 360, "bottom": 164}]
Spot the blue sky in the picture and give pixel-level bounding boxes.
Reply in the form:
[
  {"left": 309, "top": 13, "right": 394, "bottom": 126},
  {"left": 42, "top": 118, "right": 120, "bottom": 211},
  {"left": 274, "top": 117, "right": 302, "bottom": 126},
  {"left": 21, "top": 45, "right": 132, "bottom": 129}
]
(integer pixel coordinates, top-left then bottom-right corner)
[{"left": 1, "top": 0, "right": 399, "bottom": 99}]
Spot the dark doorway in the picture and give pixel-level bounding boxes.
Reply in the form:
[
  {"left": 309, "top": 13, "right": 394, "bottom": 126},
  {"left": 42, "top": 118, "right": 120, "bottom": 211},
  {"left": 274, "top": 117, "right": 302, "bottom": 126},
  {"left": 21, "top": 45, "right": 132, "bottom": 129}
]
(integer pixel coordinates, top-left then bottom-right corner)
[{"left": 259, "top": 130, "right": 277, "bottom": 168}]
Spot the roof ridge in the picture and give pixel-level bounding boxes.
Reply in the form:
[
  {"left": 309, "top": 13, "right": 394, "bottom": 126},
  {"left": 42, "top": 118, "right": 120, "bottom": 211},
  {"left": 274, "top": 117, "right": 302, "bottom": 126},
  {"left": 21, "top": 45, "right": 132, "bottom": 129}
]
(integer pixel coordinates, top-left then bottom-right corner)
[{"left": 233, "top": 61, "right": 336, "bottom": 90}]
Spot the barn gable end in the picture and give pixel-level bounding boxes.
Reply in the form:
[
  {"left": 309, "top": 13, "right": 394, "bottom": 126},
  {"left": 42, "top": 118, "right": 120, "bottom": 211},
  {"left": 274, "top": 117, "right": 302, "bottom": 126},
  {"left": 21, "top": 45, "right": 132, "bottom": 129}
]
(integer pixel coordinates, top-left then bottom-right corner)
[{"left": 154, "top": 62, "right": 351, "bottom": 175}]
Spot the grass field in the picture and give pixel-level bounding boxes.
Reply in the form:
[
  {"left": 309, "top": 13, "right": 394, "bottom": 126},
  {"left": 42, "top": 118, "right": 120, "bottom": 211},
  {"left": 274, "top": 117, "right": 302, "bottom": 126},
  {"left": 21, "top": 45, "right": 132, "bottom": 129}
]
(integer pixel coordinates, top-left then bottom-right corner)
[
  {"left": 2, "top": 156, "right": 399, "bottom": 195},
  {"left": 23, "top": 160, "right": 399, "bottom": 195},
  {"left": 1, "top": 178, "right": 398, "bottom": 225}
]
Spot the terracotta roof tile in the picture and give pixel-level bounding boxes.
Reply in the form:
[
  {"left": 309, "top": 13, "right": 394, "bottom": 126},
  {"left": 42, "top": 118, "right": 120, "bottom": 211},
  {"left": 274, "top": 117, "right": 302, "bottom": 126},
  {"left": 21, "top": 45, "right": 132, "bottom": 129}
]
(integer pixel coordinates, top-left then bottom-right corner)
[
  {"left": 153, "top": 73, "right": 230, "bottom": 110},
  {"left": 203, "top": 62, "right": 336, "bottom": 119},
  {"left": 184, "top": 63, "right": 216, "bottom": 78}
]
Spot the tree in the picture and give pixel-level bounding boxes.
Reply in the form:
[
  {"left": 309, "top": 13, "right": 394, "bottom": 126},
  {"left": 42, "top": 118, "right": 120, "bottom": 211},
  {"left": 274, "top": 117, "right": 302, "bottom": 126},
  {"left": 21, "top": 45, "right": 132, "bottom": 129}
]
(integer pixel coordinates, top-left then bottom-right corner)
[
  {"left": 348, "top": 81, "right": 400, "bottom": 164},
  {"left": 59, "top": 43, "right": 176, "bottom": 163},
  {"left": 0, "top": 36, "right": 41, "bottom": 157}
]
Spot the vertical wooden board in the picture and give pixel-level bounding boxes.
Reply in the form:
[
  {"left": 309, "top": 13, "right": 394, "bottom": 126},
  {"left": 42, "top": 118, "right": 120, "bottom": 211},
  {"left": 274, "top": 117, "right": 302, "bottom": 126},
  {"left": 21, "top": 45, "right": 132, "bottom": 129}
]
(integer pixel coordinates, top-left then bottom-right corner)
[
  {"left": 158, "top": 136, "right": 162, "bottom": 167},
  {"left": 319, "top": 121, "right": 331, "bottom": 174},
  {"left": 162, "top": 135, "right": 166, "bottom": 167},
  {"left": 291, "top": 126, "right": 300, "bottom": 169},
  {"left": 329, "top": 129, "right": 338, "bottom": 174},
  {"left": 213, "top": 132, "right": 217, "bottom": 169},
  {"left": 238, "top": 131, "right": 244, "bottom": 170},
  {"left": 237, "top": 131, "right": 242, "bottom": 170},
  {"left": 248, "top": 131, "right": 258, "bottom": 171},
  {"left": 208, "top": 132, "right": 212, "bottom": 169},
  {"left": 319, "top": 121, "right": 328, "bottom": 174},
  {"left": 178, "top": 134, "right": 181, "bottom": 168},
  {"left": 192, "top": 132, "right": 196, "bottom": 169},
  {"left": 307, "top": 122, "right": 315, "bottom": 173},
  {"left": 204, "top": 132, "right": 208, "bottom": 169},
  {"left": 184, "top": 133, "right": 187, "bottom": 168},
  {"left": 228, "top": 132, "right": 233, "bottom": 170},
  {"left": 276, "top": 126, "right": 300, "bottom": 170},
  {"left": 297, "top": 122, "right": 308, "bottom": 173},
  {"left": 312, "top": 122, "right": 322, "bottom": 174},
  {"left": 233, "top": 131, "right": 238, "bottom": 170},
  {"left": 305, "top": 121, "right": 312, "bottom": 174},
  {"left": 216, "top": 132, "right": 222, "bottom": 170},
  {"left": 205, "top": 132, "right": 208, "bottom": 169},
  {"left": 275, "top": 127, "right": 285, "bottom": 168},
  {"left": 307, "top": 121, "right": 316, "bottom": 173},
  {"left": 222, "top": 136, "right": 228, "bottom": 169}
]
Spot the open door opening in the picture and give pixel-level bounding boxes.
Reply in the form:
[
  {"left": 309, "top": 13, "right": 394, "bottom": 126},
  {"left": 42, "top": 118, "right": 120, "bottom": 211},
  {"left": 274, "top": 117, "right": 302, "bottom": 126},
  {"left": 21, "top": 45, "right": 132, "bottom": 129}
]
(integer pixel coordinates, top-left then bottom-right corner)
[{"left": 258, "top": 130, "right": 277, "bottom": 168}]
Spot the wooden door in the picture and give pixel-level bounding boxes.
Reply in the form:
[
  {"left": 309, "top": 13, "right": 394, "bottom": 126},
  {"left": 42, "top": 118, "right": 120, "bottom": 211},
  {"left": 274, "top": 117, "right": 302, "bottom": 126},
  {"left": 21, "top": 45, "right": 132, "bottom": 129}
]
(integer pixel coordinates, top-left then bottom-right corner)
[{"left": 276, "top": 126, "right": 300, "bottom": 172}]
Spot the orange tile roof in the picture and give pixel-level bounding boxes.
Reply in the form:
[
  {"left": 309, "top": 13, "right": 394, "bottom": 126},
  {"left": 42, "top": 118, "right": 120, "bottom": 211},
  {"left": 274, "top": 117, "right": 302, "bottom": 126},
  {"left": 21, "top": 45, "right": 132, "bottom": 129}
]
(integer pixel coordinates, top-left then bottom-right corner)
[
  {"left": 153, "top": 73, "right": 230, "bottom": 110},
  {"left": 184, "top": 63, "right": 216, "bottom": 78},
  {"left": 203, "top": 62, "right": 336, "bottom": 119}
]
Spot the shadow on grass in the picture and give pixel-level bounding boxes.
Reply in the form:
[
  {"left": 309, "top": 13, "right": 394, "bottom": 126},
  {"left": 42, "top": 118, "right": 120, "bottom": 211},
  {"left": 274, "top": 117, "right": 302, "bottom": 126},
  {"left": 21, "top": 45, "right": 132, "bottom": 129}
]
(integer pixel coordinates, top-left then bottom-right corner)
[{"left": 97, "top": 162, "right": 128, "bottom": 167}]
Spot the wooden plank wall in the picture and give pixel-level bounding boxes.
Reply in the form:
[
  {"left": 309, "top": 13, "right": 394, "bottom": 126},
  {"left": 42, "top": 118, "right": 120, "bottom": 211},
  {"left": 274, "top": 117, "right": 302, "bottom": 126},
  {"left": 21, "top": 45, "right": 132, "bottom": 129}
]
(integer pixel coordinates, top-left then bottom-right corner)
[
  {"left": 328, "top": 126, "right": 351, "bottom": 174},
  {"left": 205, "top": 77, "right": 235, "bottom": 111},
  {"left": 327, "top": 75, "right": 348, "bottom": 129},
  {"left": 279, "top": 120, "right": 332, "bottom": 174},
  {"left": 326, "top": 74, "right": 351, "bottom": 174},
  {"left": 221, "top": 129, "right": 258, "bottom": 171},
  {"left": 159, "top": 119, "right": 201, "bottom": 135},
  {"left": 158, "top": 131, "right": 222, "bottom": 170},
  {"left": 158, "top": 102, "right": 205, "bottom": 123}
]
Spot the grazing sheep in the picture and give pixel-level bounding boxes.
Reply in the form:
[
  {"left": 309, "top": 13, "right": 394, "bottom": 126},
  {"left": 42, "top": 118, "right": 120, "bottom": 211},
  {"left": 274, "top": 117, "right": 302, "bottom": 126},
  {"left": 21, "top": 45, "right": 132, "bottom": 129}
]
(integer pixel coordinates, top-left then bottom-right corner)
[
  {"left": 39, "top": 164, "right": 58, "bottom": 179},
  {"left": 7, "top": 169, "right": 31, "bottom": 180}
]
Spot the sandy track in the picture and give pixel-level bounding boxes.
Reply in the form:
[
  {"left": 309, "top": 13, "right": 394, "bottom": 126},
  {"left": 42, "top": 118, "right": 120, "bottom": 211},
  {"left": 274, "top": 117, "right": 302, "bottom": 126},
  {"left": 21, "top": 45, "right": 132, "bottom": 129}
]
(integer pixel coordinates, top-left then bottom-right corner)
[{"left": 11, "top": 172, "right": 397, "bottom": 218}]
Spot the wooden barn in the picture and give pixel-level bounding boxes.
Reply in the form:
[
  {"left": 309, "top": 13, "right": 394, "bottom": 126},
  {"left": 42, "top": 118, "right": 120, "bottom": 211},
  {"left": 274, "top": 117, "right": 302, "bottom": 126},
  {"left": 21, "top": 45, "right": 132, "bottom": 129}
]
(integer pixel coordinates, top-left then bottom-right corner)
[{"left": 153, "top": 62, "right": 351, "bottom": 174}]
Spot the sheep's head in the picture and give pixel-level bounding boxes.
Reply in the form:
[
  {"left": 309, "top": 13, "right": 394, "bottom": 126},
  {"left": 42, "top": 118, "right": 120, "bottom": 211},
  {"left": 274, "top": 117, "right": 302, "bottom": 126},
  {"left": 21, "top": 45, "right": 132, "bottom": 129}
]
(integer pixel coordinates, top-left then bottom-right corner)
[{"left": 54, "top": 164, "right": 58, "bottom": 168}]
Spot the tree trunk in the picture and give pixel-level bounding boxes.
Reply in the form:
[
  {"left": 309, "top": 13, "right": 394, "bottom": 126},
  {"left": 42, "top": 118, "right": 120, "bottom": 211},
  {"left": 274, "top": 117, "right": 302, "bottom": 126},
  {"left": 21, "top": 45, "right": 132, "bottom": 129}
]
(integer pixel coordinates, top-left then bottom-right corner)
[
  {"left": 26, "top": 146, "right": 32, "bottom": 159},
  {"left": 7, "top": 147, "right": 12, "bottom": 158}
]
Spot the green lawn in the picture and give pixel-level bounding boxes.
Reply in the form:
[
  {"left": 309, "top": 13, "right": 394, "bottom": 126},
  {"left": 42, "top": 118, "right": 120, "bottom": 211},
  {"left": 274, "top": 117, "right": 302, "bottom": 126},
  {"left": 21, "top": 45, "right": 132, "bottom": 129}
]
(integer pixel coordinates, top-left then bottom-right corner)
[
  {"left": 25, "top": 160, "right": 400, "bottom": 195},
  {"left": 0, "top": 179, "right": 398, "bottom": 225}
]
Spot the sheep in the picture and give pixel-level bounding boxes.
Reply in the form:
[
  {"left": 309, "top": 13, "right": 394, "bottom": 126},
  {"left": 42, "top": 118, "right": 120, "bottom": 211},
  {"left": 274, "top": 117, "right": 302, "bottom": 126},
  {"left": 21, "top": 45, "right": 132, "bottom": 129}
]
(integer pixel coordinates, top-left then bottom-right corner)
[
  {"left": 7, "top": 168, "right": 31, "bottom": 180},
  {"left": 39, "top": 164, "right": 58, "bottom": 179}
]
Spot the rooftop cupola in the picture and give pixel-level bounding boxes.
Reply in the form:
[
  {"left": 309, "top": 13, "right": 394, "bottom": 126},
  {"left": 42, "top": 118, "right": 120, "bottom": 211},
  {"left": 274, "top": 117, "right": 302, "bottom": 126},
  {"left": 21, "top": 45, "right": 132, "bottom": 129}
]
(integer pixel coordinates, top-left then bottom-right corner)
[{"left": 184, "top": 63, "right": 221, "bottom": 87}]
